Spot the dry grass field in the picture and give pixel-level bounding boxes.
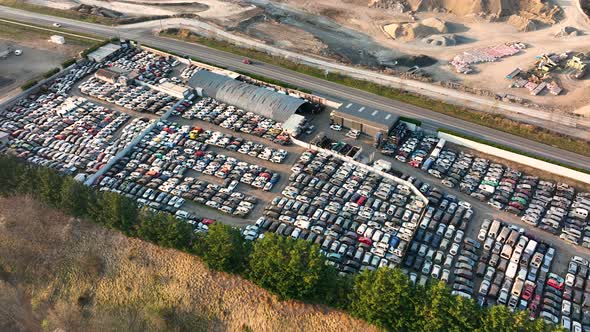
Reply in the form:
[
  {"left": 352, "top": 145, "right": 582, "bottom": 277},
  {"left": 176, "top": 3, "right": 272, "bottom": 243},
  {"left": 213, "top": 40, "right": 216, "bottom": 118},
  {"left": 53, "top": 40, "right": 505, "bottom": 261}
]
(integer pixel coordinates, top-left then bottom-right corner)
[{"left": 0, "top": 196, "right": 377, "bottom": 332}]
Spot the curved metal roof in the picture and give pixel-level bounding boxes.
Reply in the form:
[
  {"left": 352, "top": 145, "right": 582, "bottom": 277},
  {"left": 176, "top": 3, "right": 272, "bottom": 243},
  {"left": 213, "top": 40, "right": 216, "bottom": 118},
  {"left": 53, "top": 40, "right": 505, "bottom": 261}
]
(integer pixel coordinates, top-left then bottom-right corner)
[{"left": 189, "top": 71, "right": 307, "bottom": 122}]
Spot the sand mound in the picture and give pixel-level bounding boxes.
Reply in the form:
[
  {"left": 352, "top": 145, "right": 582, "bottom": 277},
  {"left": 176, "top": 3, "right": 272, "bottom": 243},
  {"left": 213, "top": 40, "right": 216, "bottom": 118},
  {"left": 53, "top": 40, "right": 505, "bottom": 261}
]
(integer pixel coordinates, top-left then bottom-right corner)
[
  {"left": 383, "top": 17, "right": 448, "bottom": 40},
  {"left": 507, "top": 15, "right": 537, "bottom": 32},
  {"left": 370, "top": 0, "right": 560, "bottom": 24}
]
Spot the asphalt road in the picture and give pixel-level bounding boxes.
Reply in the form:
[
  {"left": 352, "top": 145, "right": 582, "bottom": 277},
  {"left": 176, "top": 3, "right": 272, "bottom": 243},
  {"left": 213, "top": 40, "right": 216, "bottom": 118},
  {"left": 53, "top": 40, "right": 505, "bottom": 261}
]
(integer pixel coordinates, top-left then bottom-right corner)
[{"left": 3, "top": 6, "right": 590, "bottom": 171}]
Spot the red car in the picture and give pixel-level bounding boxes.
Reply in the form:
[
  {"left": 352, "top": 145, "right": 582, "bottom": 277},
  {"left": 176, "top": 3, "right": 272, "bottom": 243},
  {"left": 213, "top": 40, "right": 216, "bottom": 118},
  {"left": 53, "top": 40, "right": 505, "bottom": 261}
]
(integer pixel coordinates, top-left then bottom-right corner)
[
  {"left": 547, "top": 278, "right": 564, "bottom": 291},
  {"left": 202, "top": 218, "right": 215, "bottom": 225},
  {"left": 358, "top": 237, "right": 372, "bottom": 246},
  {"left": 521, "top": 281, "right": 535, "bottom": 301}
]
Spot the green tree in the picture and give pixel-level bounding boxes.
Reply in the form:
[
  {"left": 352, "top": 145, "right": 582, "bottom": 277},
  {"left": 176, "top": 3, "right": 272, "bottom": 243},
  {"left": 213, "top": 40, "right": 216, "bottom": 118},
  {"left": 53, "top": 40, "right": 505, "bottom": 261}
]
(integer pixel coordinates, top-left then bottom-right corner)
[
  {"left": 247, "top": 234, "right": 336, "bottom": 302},
  {"left": 349, "top": 268, "right": 417, "bottom": 331},
  {"left": 90, "top": 191, "right": 137, "bottom": 234},
  {"left": 37, "top": 167, "right": 64, "bottom": 206},
  {"left": 0, "top": 156, "right": 23, "bottom": 195},
  {"left": 59, "top": 177, "right": 91, "bottom": 216},
  {"left": 416, "top": 281, "right": 481, "bottom": 332},
  {"left": 136, "top": 211, "right": 193, "bottom": 249},
  {"left": 194, "top": 223, "right": 250, "bottom": 273}
]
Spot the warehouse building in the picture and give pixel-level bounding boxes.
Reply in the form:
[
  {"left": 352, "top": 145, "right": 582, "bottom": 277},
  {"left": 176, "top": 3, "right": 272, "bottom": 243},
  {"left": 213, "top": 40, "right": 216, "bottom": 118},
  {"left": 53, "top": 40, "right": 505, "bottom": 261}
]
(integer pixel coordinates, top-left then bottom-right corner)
[
  {"left": 95, "top": 68, "right": 120, "bottom": 84},
  {"left": 87, "top": 43, "right": 122, "bottom": 63},
  {"left": 330, "top": 102, "right": 398, "bottom": 137},
  {"left": 188, "top": 71, "right": 312, "bottom": 122}
]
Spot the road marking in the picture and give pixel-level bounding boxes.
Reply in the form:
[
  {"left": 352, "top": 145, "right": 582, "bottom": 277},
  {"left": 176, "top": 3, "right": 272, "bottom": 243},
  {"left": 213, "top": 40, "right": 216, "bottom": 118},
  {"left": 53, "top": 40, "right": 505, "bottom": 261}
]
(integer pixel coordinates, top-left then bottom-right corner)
[
  {"left": 345, "top": 103, "right": 352, "bottom": 108},
  {"left": 358, "top": 106, "right": 365, "bottom": 112},
  {"left": 385, "top": 114, "right": 392, "bottom": 120},
  {"left": 371, "top": 110, "right": 379, "bottom": 116}
]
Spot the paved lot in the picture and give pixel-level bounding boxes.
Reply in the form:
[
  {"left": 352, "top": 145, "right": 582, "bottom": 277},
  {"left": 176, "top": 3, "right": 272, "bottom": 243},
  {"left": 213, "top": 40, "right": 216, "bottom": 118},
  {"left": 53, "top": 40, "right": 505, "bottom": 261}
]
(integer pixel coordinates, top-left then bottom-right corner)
[{"left": 0, "top": 42, "right": 67, "bottom": 100}]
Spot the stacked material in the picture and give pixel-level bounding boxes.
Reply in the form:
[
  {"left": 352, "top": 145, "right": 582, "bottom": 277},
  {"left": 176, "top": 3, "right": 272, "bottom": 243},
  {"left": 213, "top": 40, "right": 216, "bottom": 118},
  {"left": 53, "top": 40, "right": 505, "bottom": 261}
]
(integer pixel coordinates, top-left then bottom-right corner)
[{"left": 450, "top": 42, "right": 525, "bottom": 74}]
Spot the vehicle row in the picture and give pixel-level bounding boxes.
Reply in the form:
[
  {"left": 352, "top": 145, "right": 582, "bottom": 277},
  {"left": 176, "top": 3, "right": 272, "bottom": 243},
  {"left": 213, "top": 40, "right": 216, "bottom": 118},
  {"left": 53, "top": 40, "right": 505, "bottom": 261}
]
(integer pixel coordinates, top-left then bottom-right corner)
[
  {"left": 79, "top": 77, "right": 177, "bottom": 115},
  {"left": 250, "top": 150, "right": 426, "bottom": 274},
  {"left": 179, "top": 97, "right": 291, "bottom": 145}
]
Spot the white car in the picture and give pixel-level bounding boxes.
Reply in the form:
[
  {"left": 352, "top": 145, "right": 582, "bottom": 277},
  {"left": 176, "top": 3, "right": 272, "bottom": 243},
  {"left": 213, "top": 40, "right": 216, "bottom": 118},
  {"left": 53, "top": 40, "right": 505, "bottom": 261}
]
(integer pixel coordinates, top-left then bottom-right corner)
[
  {"left": 329, "top": 124, "right": 342, "bottom": 131},
  {"left": 14, "top": 49, "right": 22, "bottom": 56},
  {"left": 53, "top": 23, "right": 62, "bottom": 28}
]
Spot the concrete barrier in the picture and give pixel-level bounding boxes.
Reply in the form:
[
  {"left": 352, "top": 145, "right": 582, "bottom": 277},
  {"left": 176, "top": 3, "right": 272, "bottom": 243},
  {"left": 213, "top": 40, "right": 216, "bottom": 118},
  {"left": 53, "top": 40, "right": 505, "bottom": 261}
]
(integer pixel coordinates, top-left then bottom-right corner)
[
  {"left": 292, "top": 137, "right": 428, "bottom": 204},
  {"left": 438, "top": 131, "right": 590, "bottom": 184}
]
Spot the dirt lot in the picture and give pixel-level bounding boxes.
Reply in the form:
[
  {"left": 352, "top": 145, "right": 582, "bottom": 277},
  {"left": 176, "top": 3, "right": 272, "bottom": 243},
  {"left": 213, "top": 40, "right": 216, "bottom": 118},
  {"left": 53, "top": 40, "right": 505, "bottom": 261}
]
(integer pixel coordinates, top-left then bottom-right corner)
[
  {"left": 0, "top": 195, "right": 376, "bottom": 332},
  {"left": 0, "top": 21, "right": 92, "bottom": 101}
]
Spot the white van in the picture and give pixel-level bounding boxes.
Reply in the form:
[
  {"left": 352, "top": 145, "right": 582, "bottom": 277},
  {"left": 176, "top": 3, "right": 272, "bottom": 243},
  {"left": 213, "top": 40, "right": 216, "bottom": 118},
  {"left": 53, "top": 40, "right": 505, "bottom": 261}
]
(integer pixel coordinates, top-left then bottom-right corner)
[
  {"left": 488, "top": 219, "right": 501, "bottom": 239},
  {"left": 506, "top": 261, "right": 518, "bottom": 279},
  {"left": 511, "top": 278, "right": 524, "bottom": 297}
]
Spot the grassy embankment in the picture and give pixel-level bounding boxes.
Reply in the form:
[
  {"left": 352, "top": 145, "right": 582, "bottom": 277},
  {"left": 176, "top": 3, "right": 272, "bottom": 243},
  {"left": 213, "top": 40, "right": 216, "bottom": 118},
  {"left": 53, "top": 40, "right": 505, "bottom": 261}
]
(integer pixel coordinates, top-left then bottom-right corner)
[
  {"left": 0, "top": 195, "right": 375, "bottom": 332},
  {"left": 160, "top": 28, "right": 590, "bottom": 159}
]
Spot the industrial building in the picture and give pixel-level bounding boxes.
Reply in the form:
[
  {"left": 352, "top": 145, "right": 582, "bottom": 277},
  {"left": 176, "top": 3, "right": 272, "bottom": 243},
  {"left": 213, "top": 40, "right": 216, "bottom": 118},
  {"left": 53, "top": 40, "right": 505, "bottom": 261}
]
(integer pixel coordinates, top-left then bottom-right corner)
[
  {"left": 330, "top": 102, "right": 398, "bottom": 137},
  {"left": 87, "top": 43, "right": 122, "bottom": 63},
  {"left": 188, "top": 71, "right": 312, "bottom": 122},
  {"left": 94, "top": 68, "right": 120, "bottom": 84}
]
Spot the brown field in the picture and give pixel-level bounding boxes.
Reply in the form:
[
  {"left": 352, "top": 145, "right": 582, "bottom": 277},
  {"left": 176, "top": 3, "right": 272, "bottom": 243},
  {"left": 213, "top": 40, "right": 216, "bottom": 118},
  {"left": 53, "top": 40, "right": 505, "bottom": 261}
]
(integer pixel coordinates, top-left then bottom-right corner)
[{"left": 0, "top": 196, "right": 377, "bottom": 332}]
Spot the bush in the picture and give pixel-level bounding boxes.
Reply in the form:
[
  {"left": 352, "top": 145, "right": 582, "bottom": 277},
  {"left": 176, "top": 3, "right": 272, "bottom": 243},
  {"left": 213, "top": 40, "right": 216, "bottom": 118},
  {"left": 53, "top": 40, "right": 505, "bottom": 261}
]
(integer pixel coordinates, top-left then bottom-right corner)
[
  {"left": 247, "top": 233, "right": 340, "bottom": 302},
  {"left": 192, "top": 223, "right": 250, "bottom": 273},
  {"left": 43, "top": 67, "right": 60, "bottom": 79},
  {"left": 20, "top": 79, "right": 38, "bottom": 90},
  {"left": 61, "top": 58, "right": 76, "bottom": 68}
]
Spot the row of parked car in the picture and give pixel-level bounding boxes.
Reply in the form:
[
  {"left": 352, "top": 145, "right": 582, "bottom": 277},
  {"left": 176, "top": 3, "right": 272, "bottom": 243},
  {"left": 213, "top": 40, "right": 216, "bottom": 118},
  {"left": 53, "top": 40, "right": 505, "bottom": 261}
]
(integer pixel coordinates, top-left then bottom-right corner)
[
  {"left": 179, "top": 97, "right": 292, "bottom": 145},
  {"left": 188, "top": 127, "right": 288, "bottom": 164},
  {"left": 180, "top": 64, "right": 204, "bottom": 82},
  {"left": 559, "top": 256, "right": 590, "bottom": 331},
  {"left": 386, "top": 129, "right": 590, "bottom": 249},
  {"left": 80, "top": 77, "right": 177, "bottom": 116},
  {"left": 402, "top": 188, "right": 478, "bottom": 296},
  {"left": 95, "top": 120, "right": 259, "bottom": 217},
  {"left": 0, "top": 93, "right": 145, "bottom": 177},
  {"left": 249, "top": 150, "right": 426, "bottom": 274},
  {"left": 105, "top": 48, "right": 178, "bottom": 85}
]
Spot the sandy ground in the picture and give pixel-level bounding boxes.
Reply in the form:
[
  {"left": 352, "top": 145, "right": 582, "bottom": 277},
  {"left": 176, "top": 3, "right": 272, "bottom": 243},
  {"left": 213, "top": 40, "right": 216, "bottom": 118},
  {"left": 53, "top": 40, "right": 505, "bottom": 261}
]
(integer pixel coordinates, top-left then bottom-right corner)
[
  {"left": 20, "top": 0, "right": 590, "bottom": 112},
  {"left": 245, "top": 20, "right": 328, "bottom": 55},
  {"left": 28, "top": 0, "right": 259, "bottom": 22}
]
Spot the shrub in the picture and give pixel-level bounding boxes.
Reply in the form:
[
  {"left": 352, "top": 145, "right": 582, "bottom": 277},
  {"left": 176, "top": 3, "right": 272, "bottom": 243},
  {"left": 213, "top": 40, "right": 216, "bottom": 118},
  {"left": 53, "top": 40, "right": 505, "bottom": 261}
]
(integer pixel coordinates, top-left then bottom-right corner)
[{"left": 20, "top": 79, "right": 38, "bottom": 90}]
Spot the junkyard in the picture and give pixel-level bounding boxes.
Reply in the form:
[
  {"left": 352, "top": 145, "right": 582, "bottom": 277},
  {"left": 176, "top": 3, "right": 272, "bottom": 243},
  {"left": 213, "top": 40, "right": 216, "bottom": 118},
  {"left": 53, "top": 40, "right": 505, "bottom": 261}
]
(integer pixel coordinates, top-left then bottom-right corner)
[{"left": 1, "top": 38, "right": 590, "bottom": 330}]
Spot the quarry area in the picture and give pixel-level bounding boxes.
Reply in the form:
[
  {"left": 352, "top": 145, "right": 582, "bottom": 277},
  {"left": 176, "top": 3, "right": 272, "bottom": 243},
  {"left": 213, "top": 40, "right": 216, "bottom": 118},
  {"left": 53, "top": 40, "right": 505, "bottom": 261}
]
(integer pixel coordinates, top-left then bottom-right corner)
[{"left": 15, "top": 0, "right": 590, "bottom": 113}]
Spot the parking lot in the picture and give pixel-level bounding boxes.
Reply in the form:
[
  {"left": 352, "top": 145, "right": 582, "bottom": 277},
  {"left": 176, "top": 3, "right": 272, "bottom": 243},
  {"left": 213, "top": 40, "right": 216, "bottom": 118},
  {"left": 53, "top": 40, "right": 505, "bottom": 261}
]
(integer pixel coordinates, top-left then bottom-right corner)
[{"left": 1, "top": 41, "right": 590, "bottom": 329}]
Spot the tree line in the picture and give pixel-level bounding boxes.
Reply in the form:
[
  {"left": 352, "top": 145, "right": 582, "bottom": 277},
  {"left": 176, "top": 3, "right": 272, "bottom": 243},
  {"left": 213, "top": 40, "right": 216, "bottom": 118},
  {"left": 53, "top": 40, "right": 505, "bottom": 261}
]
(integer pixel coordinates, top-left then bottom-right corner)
[{"left": 0, "top": 156, "right": 561, "bottom": 331}]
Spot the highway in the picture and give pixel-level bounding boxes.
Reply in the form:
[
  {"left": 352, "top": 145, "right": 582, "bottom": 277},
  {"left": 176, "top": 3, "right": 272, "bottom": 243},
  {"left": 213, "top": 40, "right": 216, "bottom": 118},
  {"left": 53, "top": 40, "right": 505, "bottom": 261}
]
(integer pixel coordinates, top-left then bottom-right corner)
[{"left": 3, "top": 5, "right": 590, "bottom": 171}]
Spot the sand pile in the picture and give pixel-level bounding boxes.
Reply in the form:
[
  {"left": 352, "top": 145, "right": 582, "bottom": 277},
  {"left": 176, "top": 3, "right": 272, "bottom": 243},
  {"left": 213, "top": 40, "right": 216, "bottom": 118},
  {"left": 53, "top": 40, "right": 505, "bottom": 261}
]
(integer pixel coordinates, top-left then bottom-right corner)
[
  {"left": 383, "top": 17, "right": 449, "bottom": 40},
  {"left": 370, "top": 0, "right": 560, "bottom": 25}
]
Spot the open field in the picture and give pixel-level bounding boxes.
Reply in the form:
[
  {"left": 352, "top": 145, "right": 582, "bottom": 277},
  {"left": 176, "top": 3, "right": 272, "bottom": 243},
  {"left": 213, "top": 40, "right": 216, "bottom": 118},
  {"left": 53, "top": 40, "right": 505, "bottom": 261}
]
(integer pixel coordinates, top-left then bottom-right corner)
[{"left": 0, "top": 195, "right": 376, "bottom": 332}]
